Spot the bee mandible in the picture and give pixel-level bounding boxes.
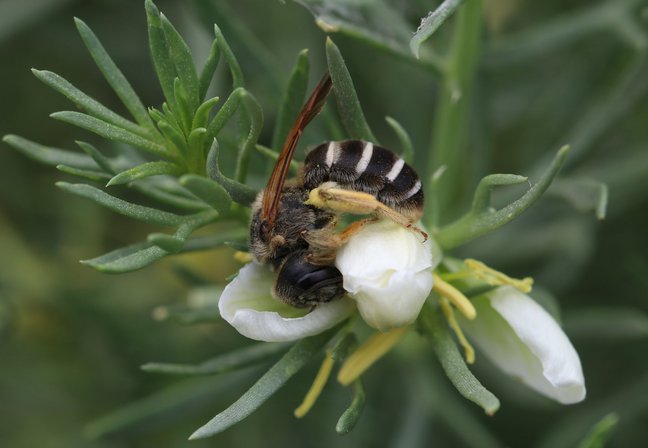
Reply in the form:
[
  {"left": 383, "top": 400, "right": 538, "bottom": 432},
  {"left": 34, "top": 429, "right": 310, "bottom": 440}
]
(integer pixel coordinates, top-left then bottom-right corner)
[{"left": 249, "top": 72, "right": 426, "bottom": 308}]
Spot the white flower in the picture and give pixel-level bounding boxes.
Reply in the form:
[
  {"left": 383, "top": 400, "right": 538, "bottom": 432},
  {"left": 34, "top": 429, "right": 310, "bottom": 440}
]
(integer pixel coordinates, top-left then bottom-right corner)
[
  {"left": 218, "top": 262, "right": 354, "bottom": 342},
  {"left": 335, "top": 220, "right": 440, "bottom": 331},
  {"left": 461, "top": 285, "right": 586, "bottom": 404}
]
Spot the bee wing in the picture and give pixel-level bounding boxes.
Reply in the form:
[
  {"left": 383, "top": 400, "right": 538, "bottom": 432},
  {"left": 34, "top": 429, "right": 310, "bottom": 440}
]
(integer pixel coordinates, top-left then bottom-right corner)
[{"left": 261, "top": 72, "right": 333, "bottom": 227}]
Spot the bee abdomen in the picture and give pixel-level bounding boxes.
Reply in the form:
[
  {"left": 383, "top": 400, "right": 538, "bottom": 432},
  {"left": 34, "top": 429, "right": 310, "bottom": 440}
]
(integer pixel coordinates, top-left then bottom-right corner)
[{"left": 303, "top": 140, "right": 423, "bottom": 217}]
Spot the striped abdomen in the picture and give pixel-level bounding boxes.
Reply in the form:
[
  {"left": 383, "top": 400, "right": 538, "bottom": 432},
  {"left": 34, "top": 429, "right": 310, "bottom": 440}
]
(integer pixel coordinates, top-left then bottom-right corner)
[{"left": 303, "top": 140, "right": 423, "bottom": 219}]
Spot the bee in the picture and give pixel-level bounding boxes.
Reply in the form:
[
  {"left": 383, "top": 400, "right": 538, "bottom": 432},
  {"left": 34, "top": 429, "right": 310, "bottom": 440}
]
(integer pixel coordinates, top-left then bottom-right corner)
[{"left": 250, "top": 72, "right": 426, "bottom": 308}]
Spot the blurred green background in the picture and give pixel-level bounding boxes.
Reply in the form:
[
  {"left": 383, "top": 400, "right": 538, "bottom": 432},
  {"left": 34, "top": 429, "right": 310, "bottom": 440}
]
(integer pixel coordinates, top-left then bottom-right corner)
[{"left": 1, "top": 0, "right": 647, "bottom": 447}]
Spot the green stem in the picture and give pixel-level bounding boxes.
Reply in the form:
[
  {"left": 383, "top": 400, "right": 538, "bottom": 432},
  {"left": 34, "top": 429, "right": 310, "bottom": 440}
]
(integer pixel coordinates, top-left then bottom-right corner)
[{"left": 425, "top": 0, "right": 482, "bottom": 226}]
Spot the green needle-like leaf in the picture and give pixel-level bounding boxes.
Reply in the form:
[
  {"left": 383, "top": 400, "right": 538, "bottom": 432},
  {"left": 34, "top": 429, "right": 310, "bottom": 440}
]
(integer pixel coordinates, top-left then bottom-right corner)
[
  {"left": 76, "top": 141, "right": 116, "bottom": 174},
  {"left": 235, "top": 91, "right": 264, "bottom": 183},
  {"left": 326, "top": 37, "right": 377, "bottom": 142},
  {"left": 56, "top": 164, "right": 111, "bottom": 181},
  {"left": 199, "top": 39, "right": 220, "bottom": 101},
  {"left": 206, "top": 139, "right": 258, "bottom": 205},
  {"left": 160, "top": 13, "right": 200, "bottom": 110},
  {"left": 32, "top": 69, "right": 152, "bottom": 139},
  {"left": 410, "top": 0, "right": 465, "bottom": 58},
  {"left": 57, "top": 182, "right": 185, "bottom": 226},
  {"left": 213, "top": 23, "right": 244, "bottom": 88},
  {"left": 3, "top": 135, "right": 98, "bottom": 169},
  {"left": 419, "top": 304, "right": 500, "bottom": 415},
  {"left": 192, "top": 97, "right": 220, "bottom": 130},
  {"left": 255, "top": 144, "right": 299, "bottom": 173},
  {"left": 272, "top": 49, "right": 310, "bottom": 150},
  {"left": 83, "top": 228, "right": 244, "bottom": 273},
  {"left": 147, "top": 232, "right": 185, "bottom": 253},
  {"left": 577, "top": 413, "right": 619, "bottom": 448},
  {"left": 180, "top": 174, "right": 232, "bottom": 213},
  {"left": 385, "top": 116, "right": 414, "bottom": 163},
  {"left": 146, "top": 0, "right": 178, "bottom": 111},
  {"left": 51, "top": 111, "right": 173, "bottom": 161},
  {"left": 205, "top": 87, "right": 243, "bottom": 141},
  {"left": 336, "top": 379, "right": 365, "bottom": 435},
  {"left": 437, "top": 146, "right": 570, "bottom": 249},
  {"left": 107, "top": 161, "right": 183, "bottom": 186},
  {"left": 74, "top": 17, "right": 155, "bottom": 130},
  {"left": 142, "top": 342, "right": 291, "bottom": 375},
  {"left": 550, "top": 178, "right": 608, "bottom": 220},
  {"left": 189, "top": 325, "right": 341, "bottom": 439}
]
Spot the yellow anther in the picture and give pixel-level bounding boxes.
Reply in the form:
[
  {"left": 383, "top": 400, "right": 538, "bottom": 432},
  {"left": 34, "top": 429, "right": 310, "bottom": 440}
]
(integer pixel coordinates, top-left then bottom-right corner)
[
  {"left": 464, "top": 259, "right": 533, "bottom": 293},
  {"left": 439, "top": 297, "right": 475, "bottom": 364},
  {"left": 294, "top": 352, "right": 335, "bottom": 418},
  {"left": 337, "top": 327, "right": 409, "bottom": 386},
  {"left": 233, "top": 251, "right": 253, "bottom": 263},
  {"left": 432, "top": 273, "right": 477, "bottom": 320}
]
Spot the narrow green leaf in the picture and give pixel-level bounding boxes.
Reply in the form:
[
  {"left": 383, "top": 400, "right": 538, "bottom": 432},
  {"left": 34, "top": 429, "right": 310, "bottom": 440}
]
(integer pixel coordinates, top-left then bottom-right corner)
[
  {"left": 76, "top": 141, "right": 116, "bottom": 174},
  {"left": 291, "top": 0, "right": 443, "bottom": 76},
  {"left": 187, "top": 128, "right": 208, "bottom": 168},
  {"left": 57, "top": 182, "right": 185, "bottom": 226},
  {"left": 206, "top": 139, "right": 258, "bottom": 205},
  {"left": 550, "top": 178, "right": 608, "bottom": 220},
  {"left": 81, "top": 241, "right": 167, "bottom": 273},
  {"left": 82, "top": 227, "right": 244, "bottom": 273},
  {"left": 160, "top": 13, "right": 199, "bottom": 110},
  {"left": 181, "top": 228, "right": 248, "bottom": 252},
  {"left": 74, "top": 17, "right": 155, "bottom": 130},
  {"left": 51, "top": 111, "right": 173, "bottom": 161},
  {"left": 325, "top": 37, "right": 377, "bottom": 142},
  {"left": 56, "top": 164, "right": 111, "bottom": 181},
  {"left": 271, "top": 49, "right": 310, "bottom": 150},
  {"left": 189, "top": 325, "right": 341, "bottom": 439},
  {"left": 32, "top": 69, "right": 151, "bottom": 139},
  {"left": 145, "top": 0, "right": 178, "bottom": 110},
  {"left": 205, "top": 87, "right": 243, "bottom": 141},
  {"left": 147, "top": 232, "right": 185, "bottom": 252},
  {"left": 142, "top": 342, "right": 291, "bottom": 375},
  {"left": 180, "top": 174, "right": 232, "bottom": 213},
  {"left": 192, "top": 97, "right": 220, "bottom": 130},
  {"left": 3, "top": 135, "right": 97, "bottom": 169},
  {"left": 410, "top": 0, "right": 465, "bottom": 58},
  {"left": 472, "top": 174, "right": 529, "bottom": 213},
  {"left": 107, "top": 161, "right": 183, "bottom": 186},
  {"left": 336, "top": 379, "right": 365, "bottom": 435},
  {"left": 199, "top": 39, "right": 220, "bottom": 101},
  {"left": 437, "top": 146, "right": 570, "bottom": 249},
  {"left": 133, "top": 183, "right": 209, "bottom": 213},
  {"left": 385, "top": 116, "right": 414, "bottom": 163},
  {"left": 224, "top": 241, "right": 249, "bottom": 252},
  {"left": 255, "top": 144, "right": 299, "bottom": 173},
  {"left": 157, "top": 119, "right": 188, "bottom": 155},
  {"left": 213, "top": 23, "right": 244, "bottom": 88},
  {"left": 577, "top": 413, "right": 619, "bottom": 448},
  {"left": 173, "top": 77, "right": 193, "bottom": 133},
  {"left": 418, "top": 304, "right": 500, "bottom": 415},
  {"left": 235, "top": 91, "right": 264, "bottom": 183}
]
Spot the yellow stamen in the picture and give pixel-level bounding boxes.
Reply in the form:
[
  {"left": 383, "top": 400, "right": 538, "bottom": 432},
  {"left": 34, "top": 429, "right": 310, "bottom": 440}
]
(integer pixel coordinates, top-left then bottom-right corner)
[
  {"left": 233, "top": 251, "right": 253, "bottom": 263},
  {"left": 432, "top": 273, "right": 477, "bottom": 320},
  {"left": 337, "top": 327, "right": 409, "bottom": 386},
  {"left": 464, "top": 258, "right": 534, "bottom": 293},
  {"left": 439, "top": 297, "right": 475, "bottom": 364},
  {"left": 294, "top": 352, "right": 335, "bottom": 418}
]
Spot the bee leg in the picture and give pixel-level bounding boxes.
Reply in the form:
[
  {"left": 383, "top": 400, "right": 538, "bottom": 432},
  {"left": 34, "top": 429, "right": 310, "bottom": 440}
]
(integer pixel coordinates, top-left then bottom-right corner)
[
  {"left": 373, "top": 202, "right": 428, "bottom": 242},
  {"left": 307, "top": 186, "right": 428, "bottom": 242},
  {"left": 335, "top": 217, "right": 378, "bottom": 243}
]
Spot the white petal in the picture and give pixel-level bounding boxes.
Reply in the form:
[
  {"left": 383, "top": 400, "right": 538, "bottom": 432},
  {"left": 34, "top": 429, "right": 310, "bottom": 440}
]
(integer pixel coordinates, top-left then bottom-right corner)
[
  {"left": 336, "top": 220, "right": 438, "bottom": 331},
  {"left": 462, "top": 286, "right": 586, "bottom": 404},
  {"left": 218, "top": 263, "right": 354, "bottom": 342}
]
